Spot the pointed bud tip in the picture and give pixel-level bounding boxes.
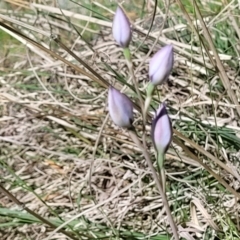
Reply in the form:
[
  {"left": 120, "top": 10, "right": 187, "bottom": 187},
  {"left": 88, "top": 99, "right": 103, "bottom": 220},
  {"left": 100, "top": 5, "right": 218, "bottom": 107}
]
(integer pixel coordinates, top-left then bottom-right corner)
[
  {"left": 112, "top": 6, "right": 132, "bottom": 48},
  {"left": 108, "top": 86, "right": 133, "bottom": 128},
  {"left": 151, "top": 102, "right": 172, "bottom": 154},
  {"left": 149, "top": 44, "right": 174, "bottom": 86}
]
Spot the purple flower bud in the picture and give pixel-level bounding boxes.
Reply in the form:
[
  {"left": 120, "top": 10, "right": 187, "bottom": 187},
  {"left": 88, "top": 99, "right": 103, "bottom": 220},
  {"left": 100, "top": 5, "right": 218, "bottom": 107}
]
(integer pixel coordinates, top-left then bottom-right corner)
[
  {"left": 112, "top": 6, "right": 132, "bottom": 48},
  {"left": 108, "top": 86, "right": 133, "bottom": 128},
  {"left": 149, "top": 44, "right": 174, "bottom": 86},
  {"left": 151, "top": 103, "right": 172, "bottom": 154}
]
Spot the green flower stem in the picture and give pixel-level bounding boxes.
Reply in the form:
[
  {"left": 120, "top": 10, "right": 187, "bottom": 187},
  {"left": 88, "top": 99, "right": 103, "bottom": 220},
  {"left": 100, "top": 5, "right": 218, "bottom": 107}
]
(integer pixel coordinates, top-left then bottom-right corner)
[
  {"left": 128, "top": 129, "right": 179, "bottom": 240},
  {"left": 123, "top": 48, "right": 131, "bottom": 61},
  {"left": 157, "top": 151, "right": 166, "bottom": 192},
  {"left": 144, "top": 82, "right": 155, "bottom": 116}
]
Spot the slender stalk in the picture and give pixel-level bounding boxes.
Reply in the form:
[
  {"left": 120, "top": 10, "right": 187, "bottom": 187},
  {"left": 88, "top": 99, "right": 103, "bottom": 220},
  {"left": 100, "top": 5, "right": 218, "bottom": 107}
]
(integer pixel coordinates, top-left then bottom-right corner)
[
  {"left": 144, "top": 82, "right": 155, "bottom": 116},
  {"left": 128, "top": 130, "right": 179, "bottom": 240},
  {"left": 123, "top": 48, "right": 145, "bottom": 122},
  {"left": 123, "top": 41, "right": 179, "bottom": 239},
  {"left": 157, "top": 152, "right": 166, "bottom": 193}
]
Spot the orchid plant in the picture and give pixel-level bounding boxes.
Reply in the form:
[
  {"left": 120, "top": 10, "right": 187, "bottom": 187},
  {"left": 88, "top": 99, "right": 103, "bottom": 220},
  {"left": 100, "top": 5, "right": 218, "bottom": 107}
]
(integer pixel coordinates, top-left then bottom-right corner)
[{"left": 108, "top": 6, "right": 178, "bottom": 240}]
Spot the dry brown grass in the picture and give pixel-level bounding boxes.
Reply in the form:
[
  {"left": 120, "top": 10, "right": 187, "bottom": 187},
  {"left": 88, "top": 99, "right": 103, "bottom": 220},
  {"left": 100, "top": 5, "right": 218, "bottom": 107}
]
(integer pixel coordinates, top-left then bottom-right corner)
[{"left": 0, "top": 0, "right": 240, "bottom": 239}]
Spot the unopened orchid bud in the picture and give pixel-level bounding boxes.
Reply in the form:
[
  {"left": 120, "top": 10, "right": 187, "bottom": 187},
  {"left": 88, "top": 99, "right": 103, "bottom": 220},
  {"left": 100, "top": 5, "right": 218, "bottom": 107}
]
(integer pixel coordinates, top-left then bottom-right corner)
[
  {"left": 151, "top": 103, "right": 172, "bottom": 191},
  {"left": 112, "top": 6, "right": 132, "bottom": 48},
  {"left": 151, "top": 103, "right": 172, "bottom": 155},
  {"left": 149, "top": 44, "right": 174, "bottom": 86},
  {"left": 108, "top": 86, "right": 133, "bottom": 128}
]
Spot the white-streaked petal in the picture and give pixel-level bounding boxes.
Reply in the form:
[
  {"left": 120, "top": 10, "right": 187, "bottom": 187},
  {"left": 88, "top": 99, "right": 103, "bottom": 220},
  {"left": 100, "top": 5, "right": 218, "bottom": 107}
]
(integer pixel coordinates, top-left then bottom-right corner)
[
  {"left": 108, "top": 87, "right": 133, "bottom": 128},
  {"left": 112, "top": 7, "right": 131, "bottom": 48},
  {"left": 149, "top": 44, "right": 174, "bottom": 85},
  {"left": 151, "top": 103, "right": 172, "bottom": 153}
]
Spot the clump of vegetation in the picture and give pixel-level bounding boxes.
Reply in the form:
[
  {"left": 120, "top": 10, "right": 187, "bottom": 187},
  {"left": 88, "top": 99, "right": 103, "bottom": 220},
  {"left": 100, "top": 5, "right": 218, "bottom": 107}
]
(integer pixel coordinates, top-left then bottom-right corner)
[{"left": 0, "top": 0, "right": 240, "bottom": 239}]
